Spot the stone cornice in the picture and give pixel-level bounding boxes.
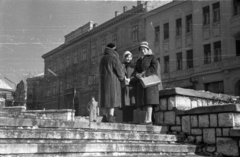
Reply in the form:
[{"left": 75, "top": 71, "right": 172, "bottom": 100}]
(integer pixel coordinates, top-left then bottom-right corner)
[
  {"left": 90, "top": 5, "right": 145, "bottom": 35},
  {"left": 142, "top": 1, "right": 187, "bottom": 19}
]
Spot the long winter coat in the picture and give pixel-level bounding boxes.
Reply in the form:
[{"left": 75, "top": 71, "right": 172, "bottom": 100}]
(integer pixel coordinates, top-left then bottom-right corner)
[
  {"left": 121, "top": 62, "right": 136, "bottom": 107},
  {"left": 99, "top": 47, "right": 124, "bottom": 108},
  {"left": 135, "top": 54, "right": 160, "bottom": 107}
]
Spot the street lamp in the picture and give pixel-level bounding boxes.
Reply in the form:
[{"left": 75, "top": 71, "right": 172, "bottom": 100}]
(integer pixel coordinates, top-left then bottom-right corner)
[{"left": 47, "top": 69, "right": 60, "bottom": 109}]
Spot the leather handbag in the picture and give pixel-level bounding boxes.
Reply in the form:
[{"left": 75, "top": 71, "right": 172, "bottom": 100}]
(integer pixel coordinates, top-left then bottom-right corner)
[{"left": 140, "top": 74, "right": 161, "bottom": 88}]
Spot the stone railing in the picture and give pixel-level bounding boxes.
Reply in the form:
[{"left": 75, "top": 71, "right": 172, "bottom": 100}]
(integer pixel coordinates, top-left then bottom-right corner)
[
  {"left": 0, "top": 106, "right": 75, "bottom": 121},
  {"left": 1, "top": 106, "right": 26, "bottom": 116},
  {"left": 154, "top": 88, "right": 238, "bottom": 131},
  {"left": 24, "top": 109, "right": 75, "bottom": 121},
  {"left": 176, "top": 104, "right": 240, "bottom": 156}
]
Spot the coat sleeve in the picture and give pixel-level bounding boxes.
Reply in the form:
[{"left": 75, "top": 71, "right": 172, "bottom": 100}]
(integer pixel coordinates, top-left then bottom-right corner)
[
  {"left": 112, "top": 57, "right": 125, "bottom": 81},
  {"left": 145, "top": 56, "right": 158, "bottom": 77}
]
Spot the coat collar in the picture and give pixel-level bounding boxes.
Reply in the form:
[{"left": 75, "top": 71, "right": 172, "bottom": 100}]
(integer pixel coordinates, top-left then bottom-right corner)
[{"left": 104, "top": 47, "right": 119, "bottom": 58}]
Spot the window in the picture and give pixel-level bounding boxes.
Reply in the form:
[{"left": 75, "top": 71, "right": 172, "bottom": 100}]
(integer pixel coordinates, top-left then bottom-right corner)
[
  {"left": 205, "top": 81, "right": 224, "bottom": 94},
  {"left": 214, "top": 41, "right": 221, "bottom": 62},
  {"left": 176, "top": 52, "right": 182, "bottom": 70},
  {"left": 46, "top": 86, "right": 50, "bottom": 97},
  {"left": 73, "top": 50, "right": 78, "bottom": 64},
  {"left": 101, "top": 39, "right": 106, "bottom": 53},
  {"left": 53, "top": 81, "right": 56, "bottom": 95},
  {"left": 91, "top": 43, "right": 96, "bottom": 57},
  {"left": 164, "top": 56, "right": 169, "bottom": 73},
  {"left": 73, "top": 75, "right": 78, "bottom": 86},
  {"left": 186, "top": 14, "right": 192, "bottom": 33},
  {"left": 164, "top": 23, "right": 169, "bottom": 40},
  {"left": 234, "top": 0, "right": 240, "bottom": 15},
  {"left": 112, "top": 34, "right": 117, "bottom": 46},
  {"left": 66, "top": 76, "right": 72, "bottom": 89},
  {"left": 59, "top": 58, "right": 64, "bottom": 70},
  {"left": 82, "top": 46, "right": 87, "bottom": 61},
  {"left": 176, "top": 18, "right": 182, "bottom": 36},
  {"left": 53, "top": 61, "right": 56, "bottom": 72},
  {"left": 213, "top": 2, "right": 220, "bottom": 22},
  {"left": 203, "top": 6, "right": 210, "bottom": 25},
  {"left": 154, "top": 26, "right": 160, "bottom": 42},
  {"left": 132, "top": 25, "right": 138, "bottom": 42},
  {"left": 60, "top": 80, "right": 63, "bottom": 93},
  {"left": 204, "top": 44, "right": 211, "bottom": 64},
  {"left": 187, "top": 50, "right": 193, "bottom": 68},
  {"left": 66, "top": 55, "right": 70, "bottom": 67}
]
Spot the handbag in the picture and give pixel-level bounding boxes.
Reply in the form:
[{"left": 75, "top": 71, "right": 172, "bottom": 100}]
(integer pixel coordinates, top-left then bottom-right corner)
[{"left": 140, "top": 74, "right": 161, "bottom": 88}]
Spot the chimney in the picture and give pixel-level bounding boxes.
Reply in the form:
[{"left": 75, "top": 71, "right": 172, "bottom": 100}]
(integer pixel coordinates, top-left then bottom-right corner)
[
  {"left": 115, "top": 11, "right": 119, "bottom": 17},
  {"left": 93, "top": 23, "right": 98, "bottom": 28},
  {"left": 123, "top": 6, "right": 128, "bottom": 12}
]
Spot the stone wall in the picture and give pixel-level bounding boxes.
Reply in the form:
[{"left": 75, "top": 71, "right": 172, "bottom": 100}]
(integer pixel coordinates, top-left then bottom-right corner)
[
  {"left": 176, "top": 104, "right": 240, "bottom": 156},
  {"left": 154, "top": 88, "right": 238, "bottom": 131}
]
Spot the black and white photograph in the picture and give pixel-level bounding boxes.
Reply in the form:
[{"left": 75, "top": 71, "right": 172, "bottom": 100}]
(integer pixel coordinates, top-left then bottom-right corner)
[{"left": 0, "top": 0, "right": 240, "bottom": 156}]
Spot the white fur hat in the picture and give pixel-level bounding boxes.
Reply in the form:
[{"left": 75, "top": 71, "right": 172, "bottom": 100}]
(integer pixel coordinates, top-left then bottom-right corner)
[{"left": 122, "top": 51, "right": 132, "bottom": 61}]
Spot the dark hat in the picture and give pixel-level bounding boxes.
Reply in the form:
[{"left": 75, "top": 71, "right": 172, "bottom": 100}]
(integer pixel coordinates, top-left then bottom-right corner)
[{"left": 107, "top": 43, "right": 116, "bottom": 49}]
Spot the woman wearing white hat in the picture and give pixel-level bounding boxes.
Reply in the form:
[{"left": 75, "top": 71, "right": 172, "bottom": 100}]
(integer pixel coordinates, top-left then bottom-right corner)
[
  {"left": 121, "top": 51, "right": 137, "bottom": 122},
  {"left": 135, "top": 41, "right": 160, "bottom": 125}
]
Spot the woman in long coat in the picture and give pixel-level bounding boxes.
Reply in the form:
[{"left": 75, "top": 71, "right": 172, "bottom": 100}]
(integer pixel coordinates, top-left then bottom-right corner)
[
  {"left": 121, "top": 51, "right": 137, "bottom": 122},
  {"left": 99, "top": 43, "right": 124, "bottom": 123},
  {"left": 135, "top": 41, "right": 160, "bottom": 125}
]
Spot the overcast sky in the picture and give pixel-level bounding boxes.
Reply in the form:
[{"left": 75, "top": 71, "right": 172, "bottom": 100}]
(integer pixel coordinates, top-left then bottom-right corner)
[{"left": 0, "top": 0, "right": 136, "bottom": 88}]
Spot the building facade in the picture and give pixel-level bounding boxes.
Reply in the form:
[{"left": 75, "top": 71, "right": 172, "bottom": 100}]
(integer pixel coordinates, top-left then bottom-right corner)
[
  {"left": 26, "top": 74, "right": 46, "bottom": 110},
  {"left": 41, "top": 0, "right": 240, "bottom": 115},
  {"left": 144, "top": 0, "right": 240, "bottom": 95},
  {"left": 41, "top": 1, "right": 171, "bottom": 116}
]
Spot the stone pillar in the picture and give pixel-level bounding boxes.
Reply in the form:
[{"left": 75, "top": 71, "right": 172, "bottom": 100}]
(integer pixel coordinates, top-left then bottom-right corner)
[{"left": 0, "top": 98, "right": 5, "bottom": 110}]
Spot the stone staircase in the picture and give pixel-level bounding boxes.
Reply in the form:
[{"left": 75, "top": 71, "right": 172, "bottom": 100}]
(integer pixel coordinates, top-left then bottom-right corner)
[{"left": 0, "top": 114, "right": 211, "bottom": 157}]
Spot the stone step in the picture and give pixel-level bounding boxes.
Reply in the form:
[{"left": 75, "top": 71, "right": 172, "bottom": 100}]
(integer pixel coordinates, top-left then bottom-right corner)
[
  {"left": 0, "top": 116, "right": 168, "bottom": 133},
  {"left": 0, "top": 129, "right": 181, "bottom": 142},
  {"left": 0, "top": 143, "right": 199, "bottom": 155}
]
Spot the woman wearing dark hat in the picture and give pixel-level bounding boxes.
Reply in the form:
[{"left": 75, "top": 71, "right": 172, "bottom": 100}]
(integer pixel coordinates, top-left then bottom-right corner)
[
  {"left": 121, "top": 51, "right": 137, "bottom": 122},
  {"left": 99, "top": 43, "right": 125, "bottom": 123},
  {"left": 135, "top": 41, "right": 159, "bottom": 125}
]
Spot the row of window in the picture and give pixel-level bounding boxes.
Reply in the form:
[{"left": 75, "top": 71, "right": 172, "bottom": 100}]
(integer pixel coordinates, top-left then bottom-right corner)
[
  {"left": 163, "top": 50, "right": 193, "bottom": 73},
  {"left": 46, "top": 75, "right": 99, "bottom": 97},
  {"left": 154, "top": 2, "right": 221, "bottom": 42},
  {"left": 163, "top": 41, "right": 221, "bottom": 73},
  {"left": 47, "top": 25, "right": 139, "bottom": 73}
]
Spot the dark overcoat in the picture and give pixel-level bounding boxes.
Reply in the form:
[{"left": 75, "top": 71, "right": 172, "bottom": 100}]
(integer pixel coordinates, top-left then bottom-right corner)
[
  {"left": 121, "top": 62, "right": 136, "bottom": 107},
  {"left": 135, "top": 54, "right": 160, "bottom": 107},
  {"left": 99, "top": 47, "right": 124, "bottom": 108}
]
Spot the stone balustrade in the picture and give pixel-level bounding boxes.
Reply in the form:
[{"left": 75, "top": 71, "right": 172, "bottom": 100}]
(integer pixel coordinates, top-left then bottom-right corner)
[
  {"left": 24, "top": 109, "right": 75, "bottom": 121},
  {"left": 0, "top": 106, "right": 75, "bottom": 121}
]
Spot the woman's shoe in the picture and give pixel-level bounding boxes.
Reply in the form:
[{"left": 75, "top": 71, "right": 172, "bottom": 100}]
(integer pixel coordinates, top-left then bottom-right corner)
[
  {"left": 108, "top": 115, "right": 117, "bottom": 123},
  {"left": 101, "top": 115, "right": 108, "bottom": 122}
]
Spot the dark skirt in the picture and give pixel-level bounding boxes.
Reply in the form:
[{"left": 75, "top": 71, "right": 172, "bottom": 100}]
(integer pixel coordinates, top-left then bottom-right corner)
[{"left": 136, "top": 80, "right": 159, "bottom": 108}]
